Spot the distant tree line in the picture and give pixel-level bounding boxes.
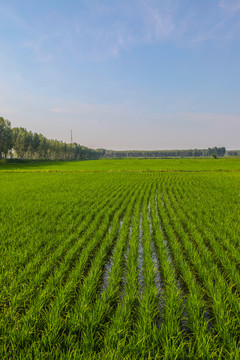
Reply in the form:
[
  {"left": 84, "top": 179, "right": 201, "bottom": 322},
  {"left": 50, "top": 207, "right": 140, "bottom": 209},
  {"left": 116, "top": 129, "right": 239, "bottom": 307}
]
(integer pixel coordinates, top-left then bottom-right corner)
[
  {"left": 10, "top": 127, "right": 105, "bottom": 160},
  {"left": 227, "top": 150, "right": 240, "bottom": 156},
  {"left": 0, "top": 117, "right": 104, "bottom": 160},
  {"left": 0, "top": 116, "right": 233, "bottom": 161},
  {"left": 104, "top": 147, "right": 226, "bottom": 158}
]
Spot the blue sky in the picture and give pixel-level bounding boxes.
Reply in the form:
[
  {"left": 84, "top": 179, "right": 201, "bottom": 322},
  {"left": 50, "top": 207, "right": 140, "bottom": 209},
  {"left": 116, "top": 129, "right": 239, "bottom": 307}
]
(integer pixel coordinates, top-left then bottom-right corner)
[{"left": 0, "top": 0, "right": 239, "bottom": 150}]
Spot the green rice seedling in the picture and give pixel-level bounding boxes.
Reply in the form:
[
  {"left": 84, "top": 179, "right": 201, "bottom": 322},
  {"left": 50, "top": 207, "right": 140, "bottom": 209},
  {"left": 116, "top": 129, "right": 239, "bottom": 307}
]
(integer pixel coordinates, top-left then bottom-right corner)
[
  {"left": 0, "top": 180, "right": 122, "bottom": 300},
  {"left": 1, "top": 163, "right": 240, "bottom": 359},
  {"left": 102, "top": 181, "right": 146, "bottom": 358},
  {"left": 0, "top": 173, "right": 118, "bottom": 285},
  {"left": 176, "top": 181, "right": 240, "bottom": 294},
  {"left": 0, "top": 182, "right": 123, "bottom": 317},
  {"left": 161, "top": 180, "right": 240, "bottom": 357},
  {"left": 38, "top": 183, "right": 140, "bottom": 356},
  {"left": 157, "top": 182, "right": 216, "bottom": 358},
  {"left": 151, "top": 177, "right": 186, "bottom": 359},
  {"left": 1, "top": 181, "right": 133, "bottom": 356},
  {"left": 172, "top": 179, "right": 240, "bottom": 296},
  {"left": 175, "top": 173, "right": 240, "bottom": 254},
  {"left": 134, "top": 182, "right": 161, "bottom": 359},
  {"left": 77, "top": 183, "right": 144, "bottom": 357}
]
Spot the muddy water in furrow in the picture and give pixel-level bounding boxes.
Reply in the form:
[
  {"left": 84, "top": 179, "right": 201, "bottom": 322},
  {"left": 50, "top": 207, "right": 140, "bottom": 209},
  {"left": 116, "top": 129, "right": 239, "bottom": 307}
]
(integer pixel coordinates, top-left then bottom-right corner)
[
  {"left": 137, "top": 211, "right": 144, "bottom": 294},
  {"left": 118, "top": 216, "right": 134, "bottom": 304},
  {"left": 101, "top": 218, "right": 124, "bottom": 293},
  {"left": 154, "top": 191, "right": 172, "bottom": 325},
  {"left": 148, "top": 200, "right": 163, "bottom": 294},
  {"left": 122, "top": 216, "right": 133, "bottom": 274},
  {"left": 155, "top": 192, "right": 172, "bottom": 265}
]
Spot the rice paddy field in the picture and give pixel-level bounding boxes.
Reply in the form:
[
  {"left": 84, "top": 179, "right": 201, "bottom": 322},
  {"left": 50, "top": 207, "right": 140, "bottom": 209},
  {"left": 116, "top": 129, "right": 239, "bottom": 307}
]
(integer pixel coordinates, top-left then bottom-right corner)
[{"left": 0, "top": 158, "right": 240, "bottom": 359}]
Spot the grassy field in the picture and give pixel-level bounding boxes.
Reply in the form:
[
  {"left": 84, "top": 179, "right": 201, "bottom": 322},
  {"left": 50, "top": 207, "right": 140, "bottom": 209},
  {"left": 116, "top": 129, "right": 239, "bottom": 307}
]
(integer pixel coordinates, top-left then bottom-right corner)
[
  {"left": 1, "top": 157, "right": 240, "bottom": 172},
  {"left": 1, "top": 159, "right": 240, "bottom": 359}
]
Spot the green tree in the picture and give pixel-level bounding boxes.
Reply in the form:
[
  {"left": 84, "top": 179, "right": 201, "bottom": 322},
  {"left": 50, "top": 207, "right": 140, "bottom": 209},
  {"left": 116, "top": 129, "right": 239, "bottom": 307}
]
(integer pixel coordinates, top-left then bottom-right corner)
[
  {"left": 12, "top": 127, "right": 29, "bottom": 159},
  {"left": 0, "top": 117, "right": 12, "bottom": 159}
]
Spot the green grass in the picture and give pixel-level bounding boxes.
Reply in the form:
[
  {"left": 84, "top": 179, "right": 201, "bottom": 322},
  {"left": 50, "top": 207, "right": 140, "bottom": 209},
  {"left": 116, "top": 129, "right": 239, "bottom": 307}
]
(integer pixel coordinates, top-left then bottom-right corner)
[
  {"left": 0, "top": 159, "right": 240, "bottom": 359},
  {"left": 0, "top": 157, "right": 240, "bottom": 172}
]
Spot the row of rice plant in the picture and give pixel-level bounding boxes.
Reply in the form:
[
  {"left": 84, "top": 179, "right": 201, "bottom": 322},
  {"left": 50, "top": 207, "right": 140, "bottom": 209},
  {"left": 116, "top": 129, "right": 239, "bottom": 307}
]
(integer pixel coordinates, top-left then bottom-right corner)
[{"left": 0, "top": 170, "right": 239, "bottom": 358}]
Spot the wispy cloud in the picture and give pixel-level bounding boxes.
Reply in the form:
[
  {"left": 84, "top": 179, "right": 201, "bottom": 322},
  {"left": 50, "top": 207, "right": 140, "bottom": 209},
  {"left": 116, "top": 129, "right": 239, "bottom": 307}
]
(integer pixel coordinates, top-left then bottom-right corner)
[
  {"left": 1, "top": 1, "right": 239, "bottom": 63},
  {"left": 0, "top": 4, "right": 28, "bottom": 32},
  {"left": 174, "top": 2, "right": 240, "bottom": 47},
  {"left": 141, "top": 1, "right": 174, "bottom": 41},
  {"left": 219, "top": 0, "right": 240, "bottom": 12},
  {"left": 21, "top": 39, "right": 52, "bottom": 63},
  {"left": 184, "top": 18, "right": 228, "bottom": 44},
  {"left": 69, "top": 1, "right": 176, "bottom": 60},
  {"left": 0, "top": 4, "right": 57, "bottom": 63},
  {"left": 69, "top": 0, "right": 240, "bottom": 60}
]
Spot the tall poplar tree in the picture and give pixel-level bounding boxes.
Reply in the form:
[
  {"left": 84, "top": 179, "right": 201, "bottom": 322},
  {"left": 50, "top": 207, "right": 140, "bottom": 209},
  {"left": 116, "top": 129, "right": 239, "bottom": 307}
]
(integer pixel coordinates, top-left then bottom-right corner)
[{"left": 0, "top": 117, "right": 12, "bottom": 159}]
